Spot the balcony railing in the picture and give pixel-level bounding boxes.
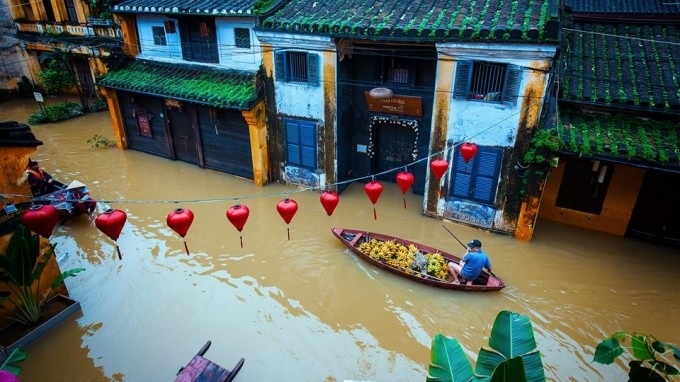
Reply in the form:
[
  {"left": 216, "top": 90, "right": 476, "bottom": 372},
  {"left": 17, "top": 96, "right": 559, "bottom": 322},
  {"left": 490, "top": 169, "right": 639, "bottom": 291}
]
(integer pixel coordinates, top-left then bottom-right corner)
[{"left": 14, "top": 20, "right": 121, "bottom": 38}]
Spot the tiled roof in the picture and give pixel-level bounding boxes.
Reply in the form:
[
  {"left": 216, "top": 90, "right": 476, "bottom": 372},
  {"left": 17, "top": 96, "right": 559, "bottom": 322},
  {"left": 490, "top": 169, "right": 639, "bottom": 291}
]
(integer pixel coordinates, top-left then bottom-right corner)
[
  {"left": 557, "top": 110, "right": 680, "bottom": 171},
  {"left": 113, "top": 0, "right": 283, "bottom": 15},
  {"left": 565, "top": 0, "right": 680, "bottom": 16},
  {"left": 260, "top": 0, "right": 561, "bottom": 42},
  {"left": 560, "top": 22, "right": 680, "bottom": 112},
  {"left": 97, "top": 60, "right": 261, "bottom": 109}
]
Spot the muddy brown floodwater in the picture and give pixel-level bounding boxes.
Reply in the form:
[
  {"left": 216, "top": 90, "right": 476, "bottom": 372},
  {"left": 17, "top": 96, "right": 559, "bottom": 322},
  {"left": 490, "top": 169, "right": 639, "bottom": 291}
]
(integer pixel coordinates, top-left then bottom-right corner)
[{"left": 1, "top": 98, "right": 679, "bottom": 382}]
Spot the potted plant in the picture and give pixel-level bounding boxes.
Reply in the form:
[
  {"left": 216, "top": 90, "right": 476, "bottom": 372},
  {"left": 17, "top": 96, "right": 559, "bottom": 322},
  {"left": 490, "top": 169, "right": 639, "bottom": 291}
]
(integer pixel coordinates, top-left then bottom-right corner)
[{"left": 0, "top": 224, "right": 84, "bottom": 358}]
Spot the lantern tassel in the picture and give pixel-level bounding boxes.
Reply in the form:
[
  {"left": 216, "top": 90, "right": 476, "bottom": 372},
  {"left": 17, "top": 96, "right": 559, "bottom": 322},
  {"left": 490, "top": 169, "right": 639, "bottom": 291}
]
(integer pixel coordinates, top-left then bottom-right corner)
[
  {"left": 373, "top": 208, "right": 377, "bottom": 220},
  {"left": 287, "top": 227, "right": 290, "bottom": 241},
  {"left": 183, "top": 240, "right": 190, "bottom": 256},
  {"left": 115, "top": 244, "right": 122, "bottom": 260},
  {"left": 403, "top": 198, "right": 407, "bottom": 209},
  {"left": 239, "top": 235, "right": 243, "bottom": 248}
]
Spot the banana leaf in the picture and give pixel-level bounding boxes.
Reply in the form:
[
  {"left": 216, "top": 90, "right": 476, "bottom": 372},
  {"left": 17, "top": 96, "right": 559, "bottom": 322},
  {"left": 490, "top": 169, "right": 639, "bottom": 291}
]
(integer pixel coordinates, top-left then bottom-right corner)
[
  {"left": 0, "top": 347, "right": 27, "bottom": 375},
  {"left": 489, "top": 357, "right": 527, "bottom": 382},
  {"left": 427, "top": 334, "right": 473, "bottom": 382}
]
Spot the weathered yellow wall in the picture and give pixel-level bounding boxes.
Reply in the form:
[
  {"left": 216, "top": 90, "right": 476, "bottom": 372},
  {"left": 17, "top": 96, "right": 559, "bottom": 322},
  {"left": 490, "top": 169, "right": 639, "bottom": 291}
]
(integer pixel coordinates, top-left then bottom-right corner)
[
  {"left": 99, "top": 87, "right": 128, "bottom": 149},
  {"left": 322, "top": 48, "right": 337, "bottom": 187},
  {"left": 119, "top": 15, "right": 140, "bottom": 57},
  {"left": 242, "top": 100, "right": 269, "bottom": 186},
  {"left": 539, "top": 162, "right": 645, "bottom": 235}
]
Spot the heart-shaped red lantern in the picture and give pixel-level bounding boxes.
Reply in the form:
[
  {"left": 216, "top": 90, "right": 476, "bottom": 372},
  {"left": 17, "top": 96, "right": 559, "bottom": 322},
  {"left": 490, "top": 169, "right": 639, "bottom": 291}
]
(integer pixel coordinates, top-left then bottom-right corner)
[
  {"left": 396, "top": 171, "right": 414, "bottom": 209},
  {"left": 430, "top": 158, "right": 449, "bottom": 180},
  {"left": 21, "top": 204, "right": 59, "bottom": 238},
  {"left": 95, "top": 208, "right": 127, "bottom": 260},
  {"left": 460, "top": 142, "right": 479, "bottom": 163},
  {"left": 227, "top": 204, "right": 249, "bottom": 247},
  {"left": 167, "top": 208, "right": 194, "bottom": 255},
  {"left": 320, "top": 191, "right": 339, "bottom": 217},
  {"left": 276, "top": 198, "right": 298, "bottom": 240},
  {"left": 364, "top": 181, "right": 383, "bottom": 220}
]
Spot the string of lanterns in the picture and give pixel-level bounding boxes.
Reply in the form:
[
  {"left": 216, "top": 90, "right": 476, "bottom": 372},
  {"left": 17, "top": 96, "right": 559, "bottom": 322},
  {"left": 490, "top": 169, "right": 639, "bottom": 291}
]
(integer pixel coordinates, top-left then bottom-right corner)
[{"left": 16, "top": 143, "right": 479, "bottom": 259}]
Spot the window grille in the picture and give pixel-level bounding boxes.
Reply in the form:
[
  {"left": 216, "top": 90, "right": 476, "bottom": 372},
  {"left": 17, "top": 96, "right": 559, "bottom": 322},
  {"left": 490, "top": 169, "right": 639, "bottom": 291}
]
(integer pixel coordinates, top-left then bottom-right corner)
[
  {"left": 152, "top": 26, "right": 167, "bottom": 46},
  {"left": 454, "top": 61, "right": 521, "bottom": 105},
  {"left": 234, "top": 28, "right": 251, "bottom": 49},
  {"left": 469, "top": 62, "right": 506, "bottom": 101},
  {"left": 287, "top": 52, "right": 308, "bottom": 83}
]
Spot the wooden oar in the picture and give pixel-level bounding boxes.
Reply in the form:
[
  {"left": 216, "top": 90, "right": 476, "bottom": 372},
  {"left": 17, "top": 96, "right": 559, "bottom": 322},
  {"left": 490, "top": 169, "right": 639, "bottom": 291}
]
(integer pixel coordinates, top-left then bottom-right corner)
[{"left": 441, "top": 224, "right": 498, "bottom": 279}]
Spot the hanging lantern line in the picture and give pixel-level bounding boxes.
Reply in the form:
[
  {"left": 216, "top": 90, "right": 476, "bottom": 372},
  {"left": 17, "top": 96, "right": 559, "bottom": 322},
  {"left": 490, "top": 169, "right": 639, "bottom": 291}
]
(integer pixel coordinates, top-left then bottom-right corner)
[{"left": 2, "top": 100, "right": 538, "bottom": 205}]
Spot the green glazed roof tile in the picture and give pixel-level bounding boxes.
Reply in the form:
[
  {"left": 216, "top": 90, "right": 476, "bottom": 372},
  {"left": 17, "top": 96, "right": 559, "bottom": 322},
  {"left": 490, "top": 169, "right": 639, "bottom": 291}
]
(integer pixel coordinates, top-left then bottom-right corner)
[
  {"left": 261, "top": 0, "right": 561, "bottom": 42},
  {"left": 98, "top": 60, "right": 260, "bottom": 109}
]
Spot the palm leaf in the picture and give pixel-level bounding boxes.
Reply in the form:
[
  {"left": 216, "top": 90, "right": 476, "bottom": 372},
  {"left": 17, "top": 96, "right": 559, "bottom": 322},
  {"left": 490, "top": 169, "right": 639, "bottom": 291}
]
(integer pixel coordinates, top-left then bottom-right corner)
[{"left": 427, "top": 334, "right": 474, "bottom": 382}]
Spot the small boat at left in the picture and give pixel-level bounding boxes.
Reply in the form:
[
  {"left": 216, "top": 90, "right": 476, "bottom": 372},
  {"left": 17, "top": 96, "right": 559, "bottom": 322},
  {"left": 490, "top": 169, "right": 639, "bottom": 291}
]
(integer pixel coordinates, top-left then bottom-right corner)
[{"left": 34, "top": 180, "right": 97, "bottom": 218}]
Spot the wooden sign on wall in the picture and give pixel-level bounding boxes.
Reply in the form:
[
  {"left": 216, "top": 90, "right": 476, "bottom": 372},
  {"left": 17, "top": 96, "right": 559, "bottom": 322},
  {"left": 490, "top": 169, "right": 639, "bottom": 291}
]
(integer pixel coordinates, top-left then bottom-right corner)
[{"left": 364, "top": 92, "right": 422, "bottom": 117}]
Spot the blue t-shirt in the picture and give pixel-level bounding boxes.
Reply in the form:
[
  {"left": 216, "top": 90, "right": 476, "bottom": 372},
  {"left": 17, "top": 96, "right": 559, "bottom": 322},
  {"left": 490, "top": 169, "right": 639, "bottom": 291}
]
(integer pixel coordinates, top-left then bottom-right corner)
[{"left": 461, "top": 250, "right": 491, "bottom": 280}]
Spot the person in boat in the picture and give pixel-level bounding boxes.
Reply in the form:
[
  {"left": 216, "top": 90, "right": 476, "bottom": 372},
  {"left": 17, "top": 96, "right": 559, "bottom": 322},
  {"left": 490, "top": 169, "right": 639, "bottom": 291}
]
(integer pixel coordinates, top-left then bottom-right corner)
[
  {"left": 64, "top": 180, "right": 96, "bottom": 215},
  {"left": 447, "top": 239, "right": 492, "bottom": 284},
  {"left": 25, "top": 159, "right": 54, "bottom": 196}
]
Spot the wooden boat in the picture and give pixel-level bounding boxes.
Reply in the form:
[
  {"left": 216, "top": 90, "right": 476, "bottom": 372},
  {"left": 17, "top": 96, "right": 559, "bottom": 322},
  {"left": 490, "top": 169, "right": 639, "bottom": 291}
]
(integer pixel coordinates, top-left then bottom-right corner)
[
  {"left": 175, "top": 340, "right": 244, "bottom": 382},
  {"left": 331, "top": 227, "right": 505, "bottom": 292},
  {"left": 34, "top": 180, "right": 96, "bottom": 218}
]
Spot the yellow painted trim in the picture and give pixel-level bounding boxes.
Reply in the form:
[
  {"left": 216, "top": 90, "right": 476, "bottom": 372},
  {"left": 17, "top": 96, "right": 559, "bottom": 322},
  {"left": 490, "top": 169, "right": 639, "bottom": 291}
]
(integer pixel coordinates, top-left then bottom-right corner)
[
  {"left": 119, "top": 15, "right": 139, "bottom": 57},
  {"left": 100, "top": 88, "right": 128, "bottom": 149},
  {"left": 322, "top": 48, "right": 337, "bottom": 187},
  {"left": 242, "top": 100, "right": 269, "bottom": 186}
]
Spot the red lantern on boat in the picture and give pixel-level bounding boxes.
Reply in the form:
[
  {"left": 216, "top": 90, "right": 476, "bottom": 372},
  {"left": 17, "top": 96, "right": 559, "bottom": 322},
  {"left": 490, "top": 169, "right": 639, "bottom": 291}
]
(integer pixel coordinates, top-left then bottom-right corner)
[
  {"left": 320, "top": 191, "right": 339, "bottom": 217},
  {"left": 430, "top": 158, "right": 449, "bottom": 180},
  {"left": 395, "top": 171, "right": 414, "bottom": 209},
  {"left": 460, "top": 142, "right": 478, "bottom": 163},
  {"left": 276, "top": 198, "right": 298, "bottom": 240},
  {"left": 95, "top": 208, "right": 127, "bottom": 260},
  {"left": 227, "top": 204, "right": 249, "bottom": 248},
  {"left": 364, "top": 180, "right": 383, "bottom": 220},
  {"left": 21, "top": 204, "right": 59, "bottom": 238},
  {"left": 166, "top": 208, "right": 194, "bottom": 255}
]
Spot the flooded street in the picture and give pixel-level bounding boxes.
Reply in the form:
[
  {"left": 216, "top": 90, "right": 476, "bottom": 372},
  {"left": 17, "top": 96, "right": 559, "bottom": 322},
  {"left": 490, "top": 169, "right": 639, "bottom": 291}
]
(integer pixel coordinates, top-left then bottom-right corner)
[{"left": 2, "top": 98, "right": 679, "bottom": 382}]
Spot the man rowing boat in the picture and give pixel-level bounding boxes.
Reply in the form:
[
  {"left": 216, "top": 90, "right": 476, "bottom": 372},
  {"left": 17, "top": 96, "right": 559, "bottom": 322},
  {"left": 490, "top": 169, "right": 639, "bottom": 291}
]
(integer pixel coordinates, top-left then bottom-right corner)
[{"left": 447, "top": 239, "right": 493, "bottom": 284}]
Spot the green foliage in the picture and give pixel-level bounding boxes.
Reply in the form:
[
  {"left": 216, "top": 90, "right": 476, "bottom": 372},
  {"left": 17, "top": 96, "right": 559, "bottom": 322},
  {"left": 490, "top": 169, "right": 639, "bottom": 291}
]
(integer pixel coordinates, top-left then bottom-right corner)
[
  {"left": 594, "top": 331, "right": 680, "bottom": 381},
  {"left": 38, "top": 60, "right": 77, "bottom": 95},
  {"left": 0, "top": 225, "right": 84, "bottom": 326},
  {"left": 89, "top": 98, "right": 108, "bottom": 112},
  {"left": 427, "top": 311, "right": 546, "bottom": 382},
  {"left": 87, "top": 134, "right": 115, "bottom": 148},
  {"left": 27, "top": 102, "right": 83, "bottom": 124},
  {"left": 0, "top": 348, "right": 27, "bottom": 376}
]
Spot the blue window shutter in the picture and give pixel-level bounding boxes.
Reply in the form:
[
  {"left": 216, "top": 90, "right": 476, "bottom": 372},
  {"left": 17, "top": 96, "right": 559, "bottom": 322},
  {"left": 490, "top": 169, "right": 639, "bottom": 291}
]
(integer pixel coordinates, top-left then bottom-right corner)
[
  {"left": 449, "top": 146, "right": 502, "bottom": 204},
  {"left": 453, "top": 61, "right": 472, "bottom": 99},
  {"left": 299, "top": 121, "right": 316, "bottom": 168},
  {"left": 502, "top": 65, "right": 521, "bottom": 105},
  {"left": 285, "top": 120, "right": 301, "bottom": 165},
  {"left": 275, "top": 51, "right": 287, "bottom": 82},
  {"left": 307, "top": 53, "right": 319, "bottom": 86}
]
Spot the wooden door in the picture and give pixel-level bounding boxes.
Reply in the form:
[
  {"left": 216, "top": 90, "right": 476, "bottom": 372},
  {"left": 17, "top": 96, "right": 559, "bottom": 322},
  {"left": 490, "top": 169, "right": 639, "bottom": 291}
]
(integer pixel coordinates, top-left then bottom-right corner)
[
  {"left": 627, "top": 170, "right": 680, "bottom": 246},
  {"left": 168, "top": 107, "right": 200, "bottom": 164}
]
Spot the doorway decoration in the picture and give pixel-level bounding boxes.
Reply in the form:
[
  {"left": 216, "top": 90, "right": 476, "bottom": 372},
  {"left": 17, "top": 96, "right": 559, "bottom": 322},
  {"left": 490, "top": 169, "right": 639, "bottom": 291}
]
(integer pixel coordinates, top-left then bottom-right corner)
[{"left": 367, "top": 116, "right": 419, "bottom": 160}]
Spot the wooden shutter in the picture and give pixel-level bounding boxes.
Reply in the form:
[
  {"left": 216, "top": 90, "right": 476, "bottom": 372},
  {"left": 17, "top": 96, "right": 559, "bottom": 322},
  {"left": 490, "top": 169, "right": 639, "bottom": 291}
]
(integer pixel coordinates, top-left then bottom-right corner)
[
  {"left": 275, "top": 51, "right": 287, "bottom": 82},
  {"left": 285, "top": 120, "right": 300, "bottom": 165},
  {"left": 502, "top": 65, "right": 521, "bottom": 105},
  {"left": 299, "top": 121, "right": 316, "bottom": 167},
  {"left": 453, "top": 61, "right": 472, "bottom": 99},
  {"left": 307, "top": 53, "right": 319, "bottom": 86},
  {"left": 450, "top": 146, "right": 502, "bottom": 204}
]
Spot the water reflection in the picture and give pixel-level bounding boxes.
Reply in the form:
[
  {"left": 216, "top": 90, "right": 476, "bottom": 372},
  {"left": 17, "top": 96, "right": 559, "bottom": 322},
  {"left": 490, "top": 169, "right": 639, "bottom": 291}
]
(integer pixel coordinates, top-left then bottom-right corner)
[{"left": 1, "top": 98, "right": 678, "bottom": 381}]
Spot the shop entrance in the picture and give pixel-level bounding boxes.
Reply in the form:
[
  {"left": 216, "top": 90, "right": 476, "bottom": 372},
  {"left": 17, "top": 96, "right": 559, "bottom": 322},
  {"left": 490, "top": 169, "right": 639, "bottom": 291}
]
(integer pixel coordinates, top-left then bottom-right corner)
[{"left": 370, "top": 118, "right": 418, "bottom": 182}]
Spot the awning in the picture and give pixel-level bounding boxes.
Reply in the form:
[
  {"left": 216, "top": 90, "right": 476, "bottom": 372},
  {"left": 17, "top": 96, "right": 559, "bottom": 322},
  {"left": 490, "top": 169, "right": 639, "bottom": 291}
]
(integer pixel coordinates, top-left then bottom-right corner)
[{"left": 97, "top": 60, "right": 262, "bottom": 110}]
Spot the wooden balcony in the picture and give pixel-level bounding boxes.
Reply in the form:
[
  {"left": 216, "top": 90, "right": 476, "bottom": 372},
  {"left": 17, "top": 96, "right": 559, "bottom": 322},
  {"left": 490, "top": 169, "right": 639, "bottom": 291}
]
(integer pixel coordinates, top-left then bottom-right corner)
[{"left": 14, "top": 20, "right": 121, "bottom": 38}]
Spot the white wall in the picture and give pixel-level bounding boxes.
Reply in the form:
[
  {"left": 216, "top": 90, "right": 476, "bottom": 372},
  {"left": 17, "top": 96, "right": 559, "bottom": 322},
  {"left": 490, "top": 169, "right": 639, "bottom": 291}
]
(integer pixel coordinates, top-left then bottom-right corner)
[
  {"left": 256, "top": 31, "right": 333, "bottom": 120},
  {"left": 215, "top": 18, "right": 260, "bottom": 71},
  {"left": 136, "top": 15, "right": 182, "bottom": 60},
  {"left": 437, "top": 43, "right": 556, "bottom": 148}
]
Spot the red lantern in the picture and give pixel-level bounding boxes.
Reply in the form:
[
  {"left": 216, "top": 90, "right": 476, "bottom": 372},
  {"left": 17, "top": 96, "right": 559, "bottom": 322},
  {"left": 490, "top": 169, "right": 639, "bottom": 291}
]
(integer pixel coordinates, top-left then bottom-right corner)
[
  {"left": 320, "top": 191, "right": 339, "bottom": 217},
  {"left": 227, "top": 204, "right": 249, "bottom": 248},
  {"left": 430, "top": 158, "right": 449, "bottom": 180},
  {"left": 395, "top": 171, "right": 414, "bottom": 209},
  {"left": 95, "top": 208, "right": 127, "bottom": 260},
  {"left": 21, "top": 204, "right": 59, "bottom": 238},
  {"left": 364, "top": 181, "right": 383, "bottom": 220},
  {"left": 166, "top": 208, "right": 194, "bottom": 255},
  {"left": 276, "top": 198, "right": 298, "bottom": 240},
  {"left": 460, "top": 142, "right": 479, "bottom": 163}
]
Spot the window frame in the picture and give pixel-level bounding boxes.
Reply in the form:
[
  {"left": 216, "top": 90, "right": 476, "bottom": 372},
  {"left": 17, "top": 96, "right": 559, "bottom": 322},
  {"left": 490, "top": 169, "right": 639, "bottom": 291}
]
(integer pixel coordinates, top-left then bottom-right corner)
[
  {"left": 555, "top": 159, "right": 613, "bottom": 215},
  {"left": 448, "top": 145, "right": 503, "bottom": 205},
  {"left": 152, "top": 26, "right": 167, "bottom": 46},
  {"left": 275, "top": 51, "right": 319, "bottom": 86},
  {"left": 233, "top": 27, "right": 251, "bottom": 49},
  {"left": 284, "top": 119, "right": 317, "bottom": 169},
  {"left": 454, "top": 60, "right": 521, "bottom": 105}
]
